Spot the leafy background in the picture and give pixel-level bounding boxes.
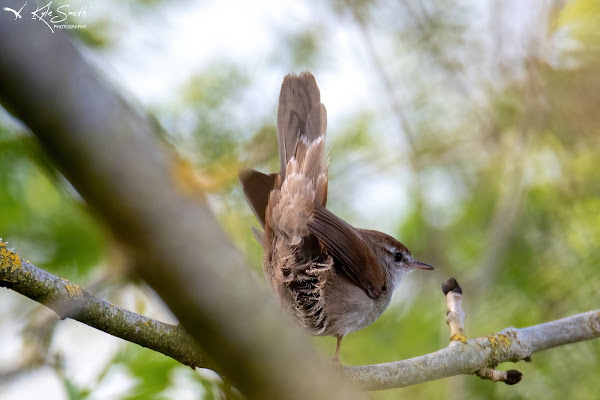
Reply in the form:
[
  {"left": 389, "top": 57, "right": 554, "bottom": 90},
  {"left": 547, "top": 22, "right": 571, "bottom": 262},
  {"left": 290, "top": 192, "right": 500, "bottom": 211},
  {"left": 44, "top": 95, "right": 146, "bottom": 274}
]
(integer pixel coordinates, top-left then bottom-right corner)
[{"left": 0, "top": 0, "right": 599, "bottom": 399}]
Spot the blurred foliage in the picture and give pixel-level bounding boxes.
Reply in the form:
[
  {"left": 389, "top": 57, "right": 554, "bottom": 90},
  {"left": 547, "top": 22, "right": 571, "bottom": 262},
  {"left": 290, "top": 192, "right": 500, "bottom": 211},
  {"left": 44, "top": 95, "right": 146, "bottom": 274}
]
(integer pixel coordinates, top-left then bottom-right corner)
[
  {"left": 1, "top": 0, "right": 600, "bottom": 399},
  {"left": 117, "top": 346, "right": 178, "bottom": 399},
  {"left": 0, "top": 126, "right": 107, "bottom": 280}
]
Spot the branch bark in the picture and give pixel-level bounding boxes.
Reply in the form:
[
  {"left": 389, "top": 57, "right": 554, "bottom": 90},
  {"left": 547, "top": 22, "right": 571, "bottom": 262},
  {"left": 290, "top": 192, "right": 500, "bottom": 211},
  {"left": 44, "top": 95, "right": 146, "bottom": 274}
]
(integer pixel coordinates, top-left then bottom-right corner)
[
  {"left": 0, "top": 242, "right": 211, "bottom": 370},
  {"left": 0, "top": 14, "right": 363, "bottom": 400},
  {"left": 3, "top": 248, "right": 599, "bottom": 393},
  {"left": 342, "top": 278, "right": 600, "bottom": 391}
]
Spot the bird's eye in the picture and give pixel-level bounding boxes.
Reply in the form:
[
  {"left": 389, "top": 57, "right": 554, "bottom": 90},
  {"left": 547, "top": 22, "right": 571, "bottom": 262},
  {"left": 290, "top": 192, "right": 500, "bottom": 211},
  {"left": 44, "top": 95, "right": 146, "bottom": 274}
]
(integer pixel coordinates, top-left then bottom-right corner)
[{"left": 393, "top": 252, "right": 403, "bottom": 263}]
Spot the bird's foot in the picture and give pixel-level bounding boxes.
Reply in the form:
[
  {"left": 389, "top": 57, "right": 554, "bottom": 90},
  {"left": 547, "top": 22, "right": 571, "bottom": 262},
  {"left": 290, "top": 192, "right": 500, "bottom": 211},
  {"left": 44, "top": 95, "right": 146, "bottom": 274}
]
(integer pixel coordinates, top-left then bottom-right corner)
[{"left": 330, "top": 356, "right": 343, "bottom": 368}]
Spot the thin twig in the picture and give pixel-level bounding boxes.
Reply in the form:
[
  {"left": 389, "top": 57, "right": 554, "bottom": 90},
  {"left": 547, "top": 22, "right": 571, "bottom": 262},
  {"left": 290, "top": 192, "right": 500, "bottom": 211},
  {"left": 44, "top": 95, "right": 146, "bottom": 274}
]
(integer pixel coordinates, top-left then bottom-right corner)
[
  {"left": 476, "top": 367, "right": 522, "bottom": 385},
  {"left": 444, "top": 277, "right": 522, "bottom": 385},
  {"left": 342, "top": 277, "right": 600, "bottom": 391},
  {"left": 442, "top": 278, "right": 466, "bottom": 344}
]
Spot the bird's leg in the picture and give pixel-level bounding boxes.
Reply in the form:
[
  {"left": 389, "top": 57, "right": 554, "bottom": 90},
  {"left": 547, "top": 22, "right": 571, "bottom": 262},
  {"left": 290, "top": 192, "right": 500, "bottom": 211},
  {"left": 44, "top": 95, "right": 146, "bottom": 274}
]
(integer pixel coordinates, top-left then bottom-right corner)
[{"left": 332, "top": 335, "right": 343, "bottom": 362}]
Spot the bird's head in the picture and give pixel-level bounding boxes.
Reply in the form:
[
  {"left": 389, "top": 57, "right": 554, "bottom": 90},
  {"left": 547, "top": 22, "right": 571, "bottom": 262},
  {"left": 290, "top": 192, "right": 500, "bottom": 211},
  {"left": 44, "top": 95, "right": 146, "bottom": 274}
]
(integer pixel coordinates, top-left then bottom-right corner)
[{"left": 360, "top": 229, "right": 434, "bottom": 290}]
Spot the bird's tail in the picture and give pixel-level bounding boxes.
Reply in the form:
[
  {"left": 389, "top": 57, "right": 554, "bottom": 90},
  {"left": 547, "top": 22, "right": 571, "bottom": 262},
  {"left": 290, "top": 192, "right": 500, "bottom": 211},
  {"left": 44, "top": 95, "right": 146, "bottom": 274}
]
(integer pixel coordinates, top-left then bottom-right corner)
[
  {"left": 239, "top": 72, "right": 329, "bottom": 244},
  {"left": 276, "top": 72, "right": 328, "bottom": 206}
]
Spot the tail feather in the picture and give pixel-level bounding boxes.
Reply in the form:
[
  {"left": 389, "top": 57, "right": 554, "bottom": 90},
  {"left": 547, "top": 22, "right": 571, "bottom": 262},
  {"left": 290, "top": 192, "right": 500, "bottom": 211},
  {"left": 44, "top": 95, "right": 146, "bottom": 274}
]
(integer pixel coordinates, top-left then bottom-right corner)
[
  {"left": 305, "top": 103, "right": 327, "bottom": 143},
  {"left": 276, "top": 72, "right": 327, "bottom": 179},
  {"left": 301, "top": 136, "right": 325, "bottom": 182},
  {"left": 241, "top": 72, "right": 329, "bottom": 243}
]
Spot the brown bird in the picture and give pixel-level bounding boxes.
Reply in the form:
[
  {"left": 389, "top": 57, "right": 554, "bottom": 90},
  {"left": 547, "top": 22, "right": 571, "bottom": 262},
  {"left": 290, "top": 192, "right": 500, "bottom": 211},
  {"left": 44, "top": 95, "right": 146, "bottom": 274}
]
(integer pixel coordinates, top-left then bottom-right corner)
[{"left": 239, "top": 72, "right": 434, "bottom": 361}]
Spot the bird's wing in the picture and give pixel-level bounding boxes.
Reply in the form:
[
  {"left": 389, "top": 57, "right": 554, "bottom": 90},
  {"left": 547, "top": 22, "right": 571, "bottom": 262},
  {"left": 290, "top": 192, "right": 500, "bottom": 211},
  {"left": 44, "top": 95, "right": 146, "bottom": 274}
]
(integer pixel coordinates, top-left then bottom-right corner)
[
  {"left": 307, "top": 204, "right": 386, "bottom": 299},
  {"left": 238, "top": 169, "right": 277, "bottom": 228}
]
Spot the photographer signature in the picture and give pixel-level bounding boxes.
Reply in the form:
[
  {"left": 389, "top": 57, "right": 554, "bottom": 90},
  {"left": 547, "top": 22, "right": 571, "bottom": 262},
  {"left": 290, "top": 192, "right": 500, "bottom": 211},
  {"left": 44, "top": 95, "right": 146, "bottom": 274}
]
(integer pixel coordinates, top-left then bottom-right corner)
[{"left": 2, "top": 1, "right": 93, "bottom": 33}]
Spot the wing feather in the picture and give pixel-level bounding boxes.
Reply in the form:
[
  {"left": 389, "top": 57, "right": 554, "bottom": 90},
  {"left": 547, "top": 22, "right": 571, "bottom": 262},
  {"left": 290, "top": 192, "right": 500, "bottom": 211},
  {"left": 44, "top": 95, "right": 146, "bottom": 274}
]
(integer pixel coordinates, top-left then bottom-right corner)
[{"left": 307, "top": 204, "right": 386, "bottom": 299}]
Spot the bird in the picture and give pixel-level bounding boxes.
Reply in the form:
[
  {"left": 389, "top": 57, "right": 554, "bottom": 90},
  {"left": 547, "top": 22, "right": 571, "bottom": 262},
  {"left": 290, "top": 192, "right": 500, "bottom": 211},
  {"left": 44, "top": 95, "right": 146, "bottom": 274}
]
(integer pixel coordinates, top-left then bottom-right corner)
[{"left": 239, "top": 72, "right": 434, "bottom": 361}]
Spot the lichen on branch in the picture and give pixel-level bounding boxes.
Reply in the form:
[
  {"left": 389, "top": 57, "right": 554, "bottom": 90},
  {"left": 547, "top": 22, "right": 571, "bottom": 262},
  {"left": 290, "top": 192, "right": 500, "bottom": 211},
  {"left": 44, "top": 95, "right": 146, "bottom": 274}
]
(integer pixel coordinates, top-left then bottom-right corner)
[
  {"left": 0, "top": 240, "right": 210, "bottom": 370},
  {"left": 342, "top": 277, "right": 600, "bottom": 391}
]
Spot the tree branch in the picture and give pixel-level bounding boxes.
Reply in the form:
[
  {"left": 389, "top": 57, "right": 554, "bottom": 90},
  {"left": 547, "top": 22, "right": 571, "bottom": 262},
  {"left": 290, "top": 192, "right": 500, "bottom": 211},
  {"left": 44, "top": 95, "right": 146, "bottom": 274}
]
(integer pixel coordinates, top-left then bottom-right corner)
[
  {"left": 3, "top": 246, "right": 598, "bottom": 393},
  {"left": 0, "top": 16, "right": 363, "bottom": 400},
  {"left": 342, "top": 278, "right": 600, "bottom": 391},
  {"left": 0, "top": 241, "right": 212, "bottom": 371}
]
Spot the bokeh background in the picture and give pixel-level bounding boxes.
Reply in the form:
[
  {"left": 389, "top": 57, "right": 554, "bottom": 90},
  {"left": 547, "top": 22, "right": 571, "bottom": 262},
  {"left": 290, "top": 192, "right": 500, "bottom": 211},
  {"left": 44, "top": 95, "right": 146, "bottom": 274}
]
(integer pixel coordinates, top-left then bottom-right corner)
[{"left": 1, "top": 0, "right": 599, "bottom": 399}]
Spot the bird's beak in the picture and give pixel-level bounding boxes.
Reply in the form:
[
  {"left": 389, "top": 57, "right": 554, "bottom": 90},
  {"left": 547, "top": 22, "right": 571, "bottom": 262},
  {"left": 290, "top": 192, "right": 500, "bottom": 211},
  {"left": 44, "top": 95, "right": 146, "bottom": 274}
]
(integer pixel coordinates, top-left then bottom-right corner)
[{"left": 407, "top": 260, "right": 435, "bottom": 270}]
